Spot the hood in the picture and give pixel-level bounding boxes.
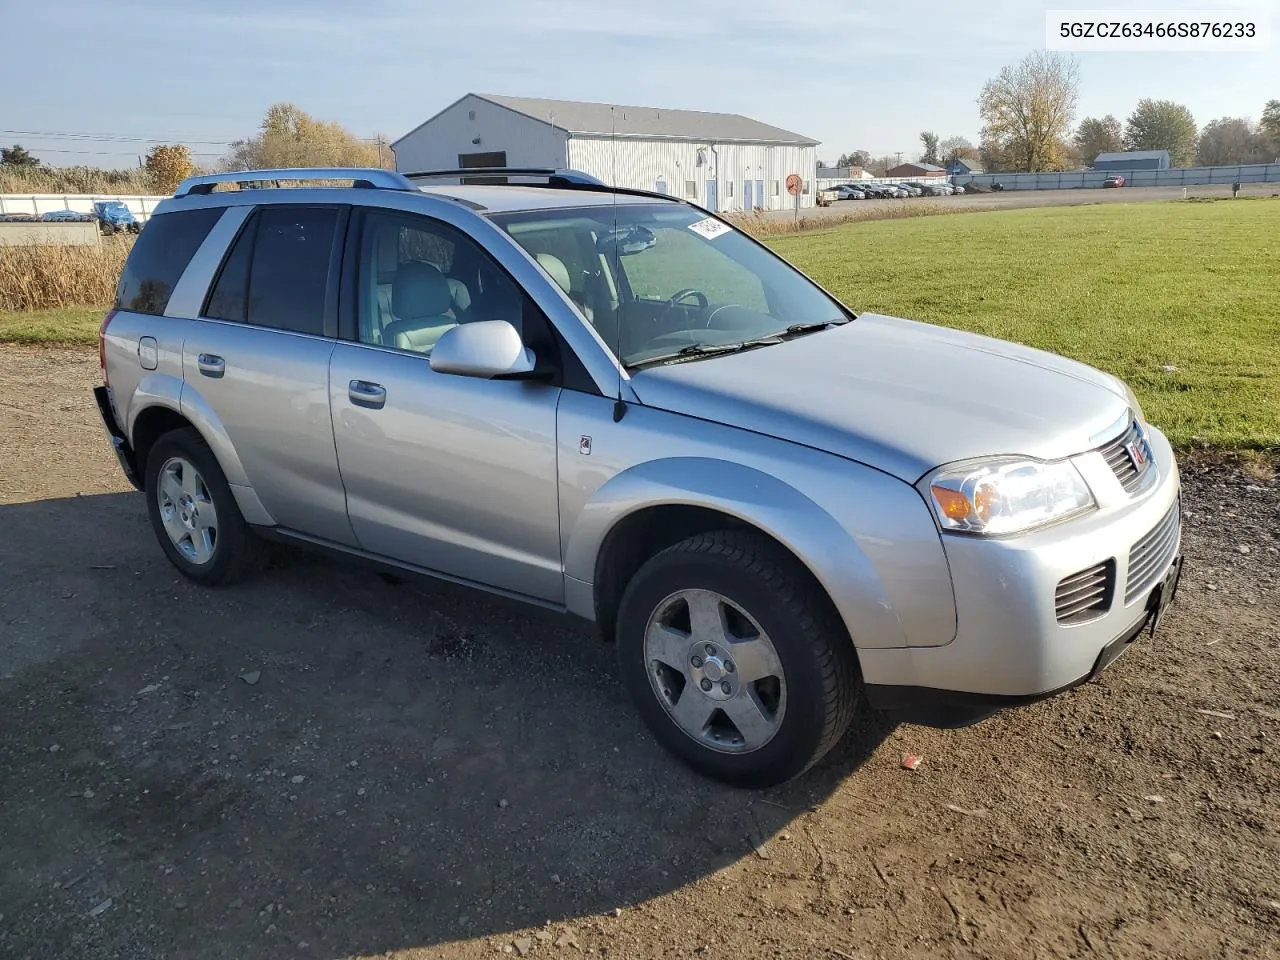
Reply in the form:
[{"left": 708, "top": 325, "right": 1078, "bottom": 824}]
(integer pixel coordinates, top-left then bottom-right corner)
[{"left": 629, "top": 313, "right": 1131, "bottom": 481}]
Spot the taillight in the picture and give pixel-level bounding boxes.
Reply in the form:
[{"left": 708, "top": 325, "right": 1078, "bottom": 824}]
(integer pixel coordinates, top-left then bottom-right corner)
[{"left": 98, "top": 308, "right": 117, "bottom": 386}]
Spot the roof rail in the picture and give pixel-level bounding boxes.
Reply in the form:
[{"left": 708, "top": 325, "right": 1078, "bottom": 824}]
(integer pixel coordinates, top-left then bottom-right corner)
[
  {"left": 402, "top": 167, "right": 608, "bottom": 188},
  {"left": 174, "top": 168, "right": 417, "bottom": 197}
]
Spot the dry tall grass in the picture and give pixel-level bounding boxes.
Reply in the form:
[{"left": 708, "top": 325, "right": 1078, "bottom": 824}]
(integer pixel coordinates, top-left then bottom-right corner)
[
  {"left": 0, "top": 165, "right": 160, "bottom": 195},
  {"left": 0, "top": 238, "right": 132, "bottom": 311},
  {"left": 726, "top": 200, "right": 953, "bottom": 237}
]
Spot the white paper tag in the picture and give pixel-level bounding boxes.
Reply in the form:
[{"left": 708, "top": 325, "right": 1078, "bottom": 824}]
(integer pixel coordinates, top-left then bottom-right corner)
[{"left": 687, "top": 217, "right": 732, "bottom": 240}]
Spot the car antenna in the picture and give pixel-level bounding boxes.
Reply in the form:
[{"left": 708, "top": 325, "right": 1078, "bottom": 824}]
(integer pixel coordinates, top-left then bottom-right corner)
[{"left": 610, "top": 104, "right": 627, "bottom": 423}]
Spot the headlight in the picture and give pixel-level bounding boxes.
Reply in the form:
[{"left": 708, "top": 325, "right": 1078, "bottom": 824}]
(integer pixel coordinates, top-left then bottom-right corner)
[{"left": 922, "top": 458, "right": 1096, "bottom": 536}]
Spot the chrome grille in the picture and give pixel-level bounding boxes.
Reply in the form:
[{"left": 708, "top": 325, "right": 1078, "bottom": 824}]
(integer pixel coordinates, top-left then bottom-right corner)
[
  {"left": 1098, "top": 419, "right": 1154, "bottom": 494},
  {"left": 1055, "top": 560, "right": 1115, "bottom": 624},
  {"left": 1125, "top": 501, "right": 1181, "bottom": 604}
]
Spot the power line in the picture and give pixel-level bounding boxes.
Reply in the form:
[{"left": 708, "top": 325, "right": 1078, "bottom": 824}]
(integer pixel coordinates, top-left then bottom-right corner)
[
  {"left": 23, "top": 147, "right": 225, "bottom": 158},
  {"left": 0, "top": 128, "right": 236, "bottom": 145}
]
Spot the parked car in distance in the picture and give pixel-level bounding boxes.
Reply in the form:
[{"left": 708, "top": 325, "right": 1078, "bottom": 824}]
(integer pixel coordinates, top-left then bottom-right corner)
[
  {"left": 894, "top": 183, "right": 923, "bottom": 197},
  {"left": 907, "top": 181, "right": 948, "bottom": 197},
  {"left": 41, "top": 210, "right": 96, "bottom": 222},
  {"left": 1103, "top": 175, "right": 1126, "bottom": 188},
  {"left": 94, "top": 166, "right": 1184, "bottom": 789},
  {"left": 823, "top": 184, "right": 865, "bottom": 201},
  {"left": 951, "top": 182, "right": 966, "bottom": 194},
  {"left": 94, "top": 200, "right": 142, "bottom": 234}
]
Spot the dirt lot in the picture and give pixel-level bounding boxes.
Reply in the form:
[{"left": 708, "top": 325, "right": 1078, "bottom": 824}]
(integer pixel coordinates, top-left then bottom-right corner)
[
  {"left": 2, "top": 345, "right": 1278, "bottom": 960},
  {"left": 785, "top": 182, "right": 1280, "bottom": 224}
]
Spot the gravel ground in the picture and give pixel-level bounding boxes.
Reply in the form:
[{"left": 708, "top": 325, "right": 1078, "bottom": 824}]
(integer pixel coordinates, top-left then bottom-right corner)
[{"left": 1, "top": 345, "right": 1278, "bottom": 960}]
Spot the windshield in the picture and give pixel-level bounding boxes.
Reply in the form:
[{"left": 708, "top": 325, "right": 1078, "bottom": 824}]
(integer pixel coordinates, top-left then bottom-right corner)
[{"left": 490, "top": 203, "right": 851, "bottom": 367}]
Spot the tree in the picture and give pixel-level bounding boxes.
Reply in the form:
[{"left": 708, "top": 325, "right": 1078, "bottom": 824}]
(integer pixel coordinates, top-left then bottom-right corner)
[
  {"left": 145, "top": 144, "right": 195, "bottom": 193},
  {"left": 939, "top": 136, "right": 978, "bottom": 167},
  {"left": 1196, "top": 118, "right": 1269, "bottom": 166},
  {"left": 1124, "top": 99, "right": 1197, "bottom": 166},
  {"left": 836, "top": 150, "right": 872, "bottom": 170},
  {"left": 1, "top": 144, "right": 40, "bottom": 167},
  {"left": 919, "top": 131, "right": 940, "bottom": 165},
  {"left": 978, "top": 50, "right": 1080, "bottom": 172},
  {"left": 865, "top": 155, "right": 898, "bottom": 177},
  {"left": 1261, "top": 100, "right": 1280, "bottom": 156},
  {"left": 225, "top": 103, "right": 381, "bottom": 170},
  {"left": 1074, "top": 115, "right": 1124, "bottom": 165}
]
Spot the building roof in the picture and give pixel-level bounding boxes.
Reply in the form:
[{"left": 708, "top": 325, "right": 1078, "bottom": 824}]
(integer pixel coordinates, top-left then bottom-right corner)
[
  {"left": 1092, "top": 150, "right": 1169, "bottom": 163},
  {"left": 394, "top": 94, "right": 818, "bottom": 147},
  {"left": 887, "top": 162, "right": 947, "bottom": 176}
]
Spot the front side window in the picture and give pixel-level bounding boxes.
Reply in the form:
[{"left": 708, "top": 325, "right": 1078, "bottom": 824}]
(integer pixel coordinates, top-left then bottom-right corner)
[
  {"left": 355, "top": 210, "right": 523, "bottom": 355},
  {"left": 493, "top": 203, "right": 850, "bottom": 367}
]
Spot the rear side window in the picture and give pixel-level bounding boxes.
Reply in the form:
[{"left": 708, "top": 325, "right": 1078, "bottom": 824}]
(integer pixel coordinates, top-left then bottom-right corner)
[
  {"left": 114, "top": 208, "right": 221, "bottom": 316},
  {"left": 204, "top": 206, "right": 338, "bottom": 336}
]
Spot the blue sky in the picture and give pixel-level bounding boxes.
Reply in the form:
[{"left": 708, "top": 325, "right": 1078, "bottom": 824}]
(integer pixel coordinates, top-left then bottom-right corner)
[{"left": 3, "top": 0, "right": 1276, "bottom": 168}]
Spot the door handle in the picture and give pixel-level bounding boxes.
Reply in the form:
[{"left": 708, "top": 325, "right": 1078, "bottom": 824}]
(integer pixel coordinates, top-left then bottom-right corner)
[
  {"left": 348, "top": 379, "right": 386, "bottom": 409},
  {"left": 197, "top": 353, "right": 225, "bottom": 378}
]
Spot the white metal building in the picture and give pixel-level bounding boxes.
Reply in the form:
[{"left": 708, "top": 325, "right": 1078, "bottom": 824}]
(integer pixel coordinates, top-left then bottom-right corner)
[{"left": 392, "top": 94, "right": 820, "bottom": 212}]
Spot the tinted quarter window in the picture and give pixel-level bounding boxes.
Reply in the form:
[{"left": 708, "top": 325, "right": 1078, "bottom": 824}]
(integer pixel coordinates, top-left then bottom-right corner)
[
  {"left": 114, "top": 207, "right": 221, "bottom": 316},
  {"left": 246, "top": 206, "right": 338, "bottom": 335}
]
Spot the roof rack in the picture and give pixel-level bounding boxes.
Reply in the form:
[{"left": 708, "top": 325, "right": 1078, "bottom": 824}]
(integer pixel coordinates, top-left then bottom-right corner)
[
  {"left": 402, "top": 167, "right": 607, "bottom": 188},
  {"left": 173, "top": 168, "right": 417, "bottom": 197}
]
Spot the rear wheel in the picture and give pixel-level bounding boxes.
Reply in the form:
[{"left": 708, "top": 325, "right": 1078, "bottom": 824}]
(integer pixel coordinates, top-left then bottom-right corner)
[
  {"left": 144, "top": 428, "right": 264, "bottom": 586},
  {"left": 616, "top": 530, "right": 861, "bottom": 788}
]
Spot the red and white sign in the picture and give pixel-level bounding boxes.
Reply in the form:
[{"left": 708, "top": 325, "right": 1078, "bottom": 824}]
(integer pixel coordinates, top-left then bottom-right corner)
[{"left": 785, "top": 173, "right": 803, "bottom": 197}]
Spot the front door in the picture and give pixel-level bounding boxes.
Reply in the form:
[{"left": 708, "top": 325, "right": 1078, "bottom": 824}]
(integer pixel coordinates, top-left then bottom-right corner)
[
  {"left": 742, "top": 179, "right": 752, "bottom": 211},
  {"left": 756, "top": 179, "right": 765, "bottom": 211},
  {"left": 328, "top": 208, "right": 564, "bottom": 601},
  {"left": 182, "top": 203, "right": 357, "bottom": 546},
  {"left": 706, "top": 179, "right": 717, "bottom": 211}
]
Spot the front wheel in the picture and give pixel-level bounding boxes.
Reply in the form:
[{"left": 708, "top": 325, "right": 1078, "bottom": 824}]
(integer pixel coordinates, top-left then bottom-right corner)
[{"left": 616, "top": 530, "right": 861, "bottom": 788}]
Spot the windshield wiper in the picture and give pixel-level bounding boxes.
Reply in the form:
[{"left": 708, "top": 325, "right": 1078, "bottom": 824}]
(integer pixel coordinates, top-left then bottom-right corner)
[
  {"left": 628, "top": 335, "right": 784, "bottom": 369},
  {"left": 781, "top": 319, "right": 851, "bottom": 337}
]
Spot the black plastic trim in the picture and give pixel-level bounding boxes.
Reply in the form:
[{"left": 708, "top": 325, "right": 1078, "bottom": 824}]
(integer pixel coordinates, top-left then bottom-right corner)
[{"left": 93, "top": 386, "right": 142, "bottom": 491}]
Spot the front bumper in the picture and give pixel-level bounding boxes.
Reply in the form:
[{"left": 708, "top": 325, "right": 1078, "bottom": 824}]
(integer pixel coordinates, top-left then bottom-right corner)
[
  {"left": 860, "top": 422, "right": 1182, "bottom": 722},
  {"left": 93, "top": 386, "right": 142, "bottom": 490}
]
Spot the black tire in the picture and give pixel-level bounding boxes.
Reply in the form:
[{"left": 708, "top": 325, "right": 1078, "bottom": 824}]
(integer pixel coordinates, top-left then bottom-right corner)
[
  {"left": 143, "top": 427, "right": 265, "bottom": 586},
  {"left": 615, "top": 530, "right": 861, "bottom": 788}
]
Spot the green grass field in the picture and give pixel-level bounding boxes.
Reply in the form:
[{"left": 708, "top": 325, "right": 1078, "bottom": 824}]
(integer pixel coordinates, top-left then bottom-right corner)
[
  {"left": 2, "top": 198, "right": 1276, "bottom": 450},
  {"left": 767, "top": 198, "right": 1280, "bottom": 450},
  {"left": 0, "top": 305, "right": 103, "bottom": 346}
]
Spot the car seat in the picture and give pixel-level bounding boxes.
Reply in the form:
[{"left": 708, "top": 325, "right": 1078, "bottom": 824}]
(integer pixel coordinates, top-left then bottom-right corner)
[{"left": 381, "top": 261, "right": 459, "bottom": 353}]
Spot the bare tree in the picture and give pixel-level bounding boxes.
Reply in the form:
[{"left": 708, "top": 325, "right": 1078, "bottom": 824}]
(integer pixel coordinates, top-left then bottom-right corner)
[
  {"left": 1124, "top": 99, "right": 1198, "bottom": 167},
  {"left": 978, "top": 50, "right": 1080, "bottom": 172},
  {"left": 1074, "top": 115, "right": 1124, "bottom": 165},
  {"left": 919, "top": 131, "right": 940, "bottom": 165},
  {"left": 939, "top": 136, "right": 978, "bottom": 168}
]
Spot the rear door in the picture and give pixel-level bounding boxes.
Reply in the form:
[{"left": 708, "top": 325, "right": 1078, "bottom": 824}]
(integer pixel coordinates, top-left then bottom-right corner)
[{"left": 180, "top": 203, "right": 357, "bottom": 545}]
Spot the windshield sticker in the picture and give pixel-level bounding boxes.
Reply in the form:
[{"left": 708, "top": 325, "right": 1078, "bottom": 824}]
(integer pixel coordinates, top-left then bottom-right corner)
[{"left": 687, "top": 217, "right": 732, "bottom": 240}]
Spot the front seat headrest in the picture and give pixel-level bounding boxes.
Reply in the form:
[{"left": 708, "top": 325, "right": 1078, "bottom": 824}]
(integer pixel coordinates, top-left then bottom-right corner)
[
  {"left": 535, "top": 253, "right": 573, "bottom": 295},
  {"left": 392, "top": 261, "right": 453, "bottom": 320}
]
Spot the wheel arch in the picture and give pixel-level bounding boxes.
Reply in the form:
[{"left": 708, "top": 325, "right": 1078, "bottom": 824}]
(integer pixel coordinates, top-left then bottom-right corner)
[
  {"left": 127, "top": 385, "right": 274, "bottom": 526},
  {"left": 566, "top": 458, "right": 907, "bottom": 651}
]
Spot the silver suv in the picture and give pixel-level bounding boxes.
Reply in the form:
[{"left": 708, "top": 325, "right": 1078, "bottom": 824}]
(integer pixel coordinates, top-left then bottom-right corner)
[{"left": 95, "top": 167, "right": 1183, "bottom": 787}]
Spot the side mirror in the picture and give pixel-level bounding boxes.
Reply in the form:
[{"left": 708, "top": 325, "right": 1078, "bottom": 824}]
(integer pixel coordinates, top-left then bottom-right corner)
[{"left": 429, "top": 320, "right": 538, "bottom": 379}]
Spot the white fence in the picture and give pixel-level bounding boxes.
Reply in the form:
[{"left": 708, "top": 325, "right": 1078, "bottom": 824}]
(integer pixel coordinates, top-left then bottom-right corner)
[
  {"left": 0, "top": 193, "right": 168, "bottom": 223},
  {"left": 954, "top": 162, "right": 1280, "bottom": 191}
]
